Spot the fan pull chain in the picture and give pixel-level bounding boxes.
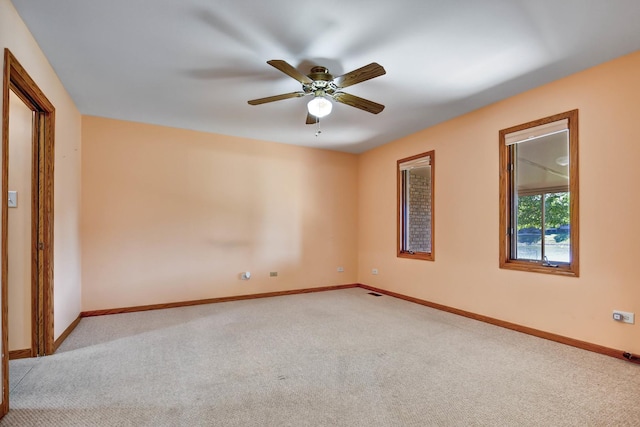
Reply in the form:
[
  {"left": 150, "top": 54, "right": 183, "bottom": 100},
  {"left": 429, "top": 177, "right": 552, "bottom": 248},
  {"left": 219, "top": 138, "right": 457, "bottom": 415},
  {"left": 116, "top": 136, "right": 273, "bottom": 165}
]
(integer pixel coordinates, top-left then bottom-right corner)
[{"left": 315, "top": 116, "right": 321, "bottom": 137}]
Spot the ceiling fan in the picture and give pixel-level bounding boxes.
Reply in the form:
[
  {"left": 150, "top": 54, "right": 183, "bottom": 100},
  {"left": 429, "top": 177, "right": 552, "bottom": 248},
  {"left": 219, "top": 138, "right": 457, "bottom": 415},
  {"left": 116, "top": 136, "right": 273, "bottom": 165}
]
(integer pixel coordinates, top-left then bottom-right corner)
[{"left": 248, "top": 60, "right": 386, "bottom": 124}]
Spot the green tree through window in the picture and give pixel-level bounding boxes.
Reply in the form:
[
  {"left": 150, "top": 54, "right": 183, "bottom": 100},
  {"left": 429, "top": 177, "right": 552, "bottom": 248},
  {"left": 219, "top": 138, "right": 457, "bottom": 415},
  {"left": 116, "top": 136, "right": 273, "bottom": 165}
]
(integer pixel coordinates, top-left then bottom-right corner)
[{"left": 516, "top": 192, "right": 570, "bottom": 262}]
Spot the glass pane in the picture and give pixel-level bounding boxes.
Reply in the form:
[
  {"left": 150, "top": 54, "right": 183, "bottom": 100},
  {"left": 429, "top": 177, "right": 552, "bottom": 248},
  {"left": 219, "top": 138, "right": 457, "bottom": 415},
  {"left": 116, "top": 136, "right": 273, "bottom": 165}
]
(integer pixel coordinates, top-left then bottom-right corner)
[
  {"left": 515, "top": 194, "right": 542, "bottom": 261},
  {"left": 512, "top": 128, "right": 569, "bottom": 263},
  {"left": 515, "top": 131, "right": 569, "bottom": 191},
  {"left": 544, "top": 192, "right": 570, "bottom": 263},
  {"left": 405, "top": 167, "right": 431, "bottom": 253}
]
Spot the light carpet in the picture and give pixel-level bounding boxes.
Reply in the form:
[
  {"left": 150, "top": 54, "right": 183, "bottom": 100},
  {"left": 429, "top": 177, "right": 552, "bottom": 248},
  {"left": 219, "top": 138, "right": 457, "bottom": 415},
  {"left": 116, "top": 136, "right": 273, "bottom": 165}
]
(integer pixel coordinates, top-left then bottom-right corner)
[{"left": 2, "top": 288, "right": 639, "bottom": 426}]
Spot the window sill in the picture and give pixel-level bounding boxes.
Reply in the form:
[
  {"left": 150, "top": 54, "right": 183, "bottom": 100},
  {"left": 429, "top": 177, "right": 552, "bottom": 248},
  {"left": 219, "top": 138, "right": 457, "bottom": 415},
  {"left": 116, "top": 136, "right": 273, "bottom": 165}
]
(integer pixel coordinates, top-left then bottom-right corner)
[
  {"left": 398, "top": 251, "right": 434, "bottom": 261},
  {"left": 499, "top": 260, "right": 578, "bottom": 277}
]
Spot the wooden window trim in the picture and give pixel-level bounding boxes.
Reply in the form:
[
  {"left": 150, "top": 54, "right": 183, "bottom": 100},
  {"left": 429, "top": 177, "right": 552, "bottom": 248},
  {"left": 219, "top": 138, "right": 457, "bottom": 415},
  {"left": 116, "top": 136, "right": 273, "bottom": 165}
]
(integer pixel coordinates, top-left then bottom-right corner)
[
  {"left": 397, "top": 150, "right": 435, "bottom": 261},
  {"left": 499, "top": 110, "right": 579, "bottom": 277}
]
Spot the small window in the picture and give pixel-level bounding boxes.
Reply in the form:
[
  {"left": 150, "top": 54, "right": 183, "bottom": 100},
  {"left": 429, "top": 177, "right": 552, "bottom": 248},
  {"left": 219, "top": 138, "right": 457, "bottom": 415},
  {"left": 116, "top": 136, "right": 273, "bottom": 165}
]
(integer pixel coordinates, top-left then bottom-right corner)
[
  {"left": 499, "top": 110, "right": 579, "bottom": 276},
  {"left": 397, "top": 151, "right": 434, "bottom": 261}
]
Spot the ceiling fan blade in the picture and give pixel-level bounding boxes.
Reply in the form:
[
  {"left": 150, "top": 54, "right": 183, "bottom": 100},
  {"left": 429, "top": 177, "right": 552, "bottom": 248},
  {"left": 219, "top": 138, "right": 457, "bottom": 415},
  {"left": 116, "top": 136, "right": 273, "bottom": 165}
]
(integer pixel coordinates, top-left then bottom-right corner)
[
  {"left": 248, "top": 91, "right": 306, "bottom": 105},
  {"left": 267, "top": 60, "right": 314, "bottom": 85},
  {"left": 333, "top": 62, "right": 386, "bottom": 88},
  {"left": 306, "top": 113, "right": 319, "bottom": 125},
  {"left": 332, "top": 92, "right": 385, "bottom": 114}
]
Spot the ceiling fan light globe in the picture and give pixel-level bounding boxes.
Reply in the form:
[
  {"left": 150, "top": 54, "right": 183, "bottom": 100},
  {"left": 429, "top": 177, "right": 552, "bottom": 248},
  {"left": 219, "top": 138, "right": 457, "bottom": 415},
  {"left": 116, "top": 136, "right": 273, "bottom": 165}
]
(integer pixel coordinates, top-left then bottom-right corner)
[{"left": 307, "top": 97, "right": 332, "bottom": 118}]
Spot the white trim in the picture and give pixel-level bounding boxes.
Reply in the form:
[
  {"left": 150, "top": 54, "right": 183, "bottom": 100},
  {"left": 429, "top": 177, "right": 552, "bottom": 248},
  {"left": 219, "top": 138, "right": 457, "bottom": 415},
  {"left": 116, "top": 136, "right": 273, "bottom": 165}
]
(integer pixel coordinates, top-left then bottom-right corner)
[
  {"left": 505, "top": 119, "right": 568, "bottom": 146},
  {"left": 399, "top": 157, "right": 430, "bottom": 171}
]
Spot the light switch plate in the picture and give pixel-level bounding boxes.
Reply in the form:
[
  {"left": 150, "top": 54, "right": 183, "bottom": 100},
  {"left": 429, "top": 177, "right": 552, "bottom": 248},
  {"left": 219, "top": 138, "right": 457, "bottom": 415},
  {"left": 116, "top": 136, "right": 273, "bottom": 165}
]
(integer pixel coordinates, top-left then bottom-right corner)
[{"left": 8, "top": 191, "right": 17, "bottom": 208}]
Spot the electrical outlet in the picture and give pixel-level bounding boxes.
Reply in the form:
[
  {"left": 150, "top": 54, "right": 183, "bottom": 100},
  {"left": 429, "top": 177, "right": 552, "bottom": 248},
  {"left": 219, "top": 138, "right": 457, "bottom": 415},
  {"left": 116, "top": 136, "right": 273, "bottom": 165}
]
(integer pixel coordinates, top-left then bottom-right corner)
[
  {"left": 372, "top": 268, "right": 378, "bottom": 275},
  {"left": 612, "top": 310, "right": 634, "bottom": 324},
  {"left": 337, "top": 267, "right": 344, "bottom": 272}
]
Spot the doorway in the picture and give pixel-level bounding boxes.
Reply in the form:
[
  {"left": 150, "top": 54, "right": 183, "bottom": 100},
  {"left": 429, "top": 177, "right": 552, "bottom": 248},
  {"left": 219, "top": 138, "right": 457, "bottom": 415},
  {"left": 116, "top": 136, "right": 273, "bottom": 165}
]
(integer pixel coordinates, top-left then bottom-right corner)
[
  {"left": 1, "top": 48, "right": 55, "bottom": 416},
  {"left": 7, "top": 90, "right": 34, "bottom": 360}
]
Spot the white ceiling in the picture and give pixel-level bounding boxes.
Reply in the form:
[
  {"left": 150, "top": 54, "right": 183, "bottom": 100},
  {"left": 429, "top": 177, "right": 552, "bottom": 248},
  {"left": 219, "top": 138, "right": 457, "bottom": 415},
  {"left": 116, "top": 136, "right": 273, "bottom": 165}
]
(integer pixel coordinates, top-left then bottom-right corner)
[{"left": 11, "top": 0, "right": 640, "bottom": 153}]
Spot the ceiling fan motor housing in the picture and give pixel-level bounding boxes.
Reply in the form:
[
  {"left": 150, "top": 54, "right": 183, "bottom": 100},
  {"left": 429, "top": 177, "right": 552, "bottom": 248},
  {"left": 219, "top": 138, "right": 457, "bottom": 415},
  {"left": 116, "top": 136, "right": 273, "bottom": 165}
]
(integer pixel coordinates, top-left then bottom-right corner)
[{"left": 304, "top": 66, "right": 336, "bottom": 94}]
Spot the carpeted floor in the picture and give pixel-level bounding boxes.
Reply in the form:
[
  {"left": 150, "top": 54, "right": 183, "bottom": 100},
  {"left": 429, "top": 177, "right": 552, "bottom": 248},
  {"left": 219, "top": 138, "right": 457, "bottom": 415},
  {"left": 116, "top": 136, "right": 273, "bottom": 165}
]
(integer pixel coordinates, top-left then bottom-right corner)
[{"left": 2, "top": 288, "right": 639, "bottom": 426}]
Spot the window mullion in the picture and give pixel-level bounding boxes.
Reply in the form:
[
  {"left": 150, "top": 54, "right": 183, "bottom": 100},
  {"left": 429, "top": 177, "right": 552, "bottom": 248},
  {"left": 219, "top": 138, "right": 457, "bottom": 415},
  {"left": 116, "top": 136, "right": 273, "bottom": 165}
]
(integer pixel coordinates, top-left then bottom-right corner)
[
  {"left": 541, "top": 192, "right": 546, "bottom": 263},
  {"left": 403, "top": 171, "right": 409, "bottom": 250},
  {"left": 509, "top": 151, "right": 517, "bottom": 260}
]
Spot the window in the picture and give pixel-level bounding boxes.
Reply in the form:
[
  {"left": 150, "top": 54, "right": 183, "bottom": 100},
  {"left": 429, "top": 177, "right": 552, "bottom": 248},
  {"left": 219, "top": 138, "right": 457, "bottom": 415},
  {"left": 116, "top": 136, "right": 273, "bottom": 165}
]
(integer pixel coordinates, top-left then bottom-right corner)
[
  {"left": 499, "top": 110, "right": 579, "bottom": 276},
  {"left": 397, "top": 151, "right": 434, "bottom": 261}
]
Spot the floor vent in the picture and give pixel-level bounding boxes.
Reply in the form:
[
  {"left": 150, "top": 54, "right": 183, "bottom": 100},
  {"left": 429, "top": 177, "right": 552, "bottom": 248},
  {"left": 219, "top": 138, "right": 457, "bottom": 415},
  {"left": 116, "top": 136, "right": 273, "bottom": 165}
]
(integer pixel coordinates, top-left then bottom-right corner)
[{"left": 368, "top": 292, "right": 383, "bottom": 297}]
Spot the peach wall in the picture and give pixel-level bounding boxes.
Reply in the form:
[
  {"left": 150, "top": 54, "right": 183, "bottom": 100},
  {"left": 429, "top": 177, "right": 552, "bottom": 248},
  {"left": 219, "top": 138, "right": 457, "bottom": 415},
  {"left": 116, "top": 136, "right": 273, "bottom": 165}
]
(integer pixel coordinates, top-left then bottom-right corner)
[
  {"left": 5, "top": 0, "right": 637, "bottom": 356},
  {"left": 358, "top": 50, "right": 640, "bottom": 353},
  {"left": 7, "top": 90, "right": 32, "bottom": 351},
  {"left": 81, "top": 117, "right": 358, "bottom": 311},
  {"left": 1, "top": 0, "right": 83, "bottom": 339}
]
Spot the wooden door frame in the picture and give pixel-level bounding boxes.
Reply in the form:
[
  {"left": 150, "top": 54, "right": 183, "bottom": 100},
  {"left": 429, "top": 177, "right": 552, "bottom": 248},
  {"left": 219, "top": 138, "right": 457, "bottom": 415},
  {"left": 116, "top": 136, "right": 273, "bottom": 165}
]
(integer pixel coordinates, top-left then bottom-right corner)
[{"left": 1, "top": 48, "right": 55, "bottom": 416}]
